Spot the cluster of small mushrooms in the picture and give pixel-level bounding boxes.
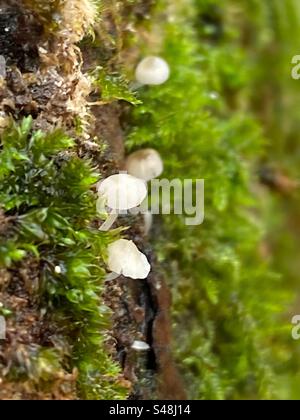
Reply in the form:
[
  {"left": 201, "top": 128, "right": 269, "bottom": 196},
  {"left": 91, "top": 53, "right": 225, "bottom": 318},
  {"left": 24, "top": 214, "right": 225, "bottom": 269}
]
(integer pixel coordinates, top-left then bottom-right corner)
[{"left": 97, "top": 57, "right": 170, "bottom": 283}]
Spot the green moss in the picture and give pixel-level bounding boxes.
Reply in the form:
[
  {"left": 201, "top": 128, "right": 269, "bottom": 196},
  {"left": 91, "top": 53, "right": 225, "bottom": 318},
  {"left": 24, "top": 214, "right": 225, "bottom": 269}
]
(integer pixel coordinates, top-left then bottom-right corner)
[
  {"left": 0, "top": 117, "right": 127, "bottom": 399},
  {"left": 234, "top": 0, "right": 300, "bottom": 398},
  {"left": 91, "top": 67, "right": 141, "bottom": 105},
  {"left": 127, "top": 0, "right": 292, "bottom": 399}
]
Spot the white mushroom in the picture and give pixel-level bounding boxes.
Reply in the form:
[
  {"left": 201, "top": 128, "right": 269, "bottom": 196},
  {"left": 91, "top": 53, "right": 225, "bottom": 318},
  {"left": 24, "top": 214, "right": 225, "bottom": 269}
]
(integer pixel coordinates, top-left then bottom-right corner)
[
  {"left": 135, "top": 56, "right": 170, "bottom": 86},
  {"left": 98, "top": 174, "right": 147, "bottom": 231},
  {"left": 54, "top": 265, "right": 62, "bottom": 274},
  {"left": 131, "top": 340, "right": 150, "bottom": 351},
  {"left": 107, "top": 239, "right": 151, "bottom": 279},
  {"left": 125, "top": 149, "right": 163, "bottom": 182}
]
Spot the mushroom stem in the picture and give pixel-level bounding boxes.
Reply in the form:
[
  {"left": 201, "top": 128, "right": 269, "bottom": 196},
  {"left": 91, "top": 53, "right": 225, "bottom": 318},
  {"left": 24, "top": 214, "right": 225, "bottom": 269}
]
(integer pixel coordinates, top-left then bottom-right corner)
[
  {"left": 99, "top": 211, "right": 118, "bottom": 231},
  {"left": 130, "top": 81, "right": 143, "bottom": 90},
  {"left": 105, "top": 272, "right": 120, "bottom": 282}
]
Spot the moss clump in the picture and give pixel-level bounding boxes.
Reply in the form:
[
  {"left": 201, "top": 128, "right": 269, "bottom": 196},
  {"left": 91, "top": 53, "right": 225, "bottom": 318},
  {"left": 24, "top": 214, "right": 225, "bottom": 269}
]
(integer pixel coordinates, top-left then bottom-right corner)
[
  {"left": 0, "top": 117, "right": 127, "bottom": 399},
  {"left": 91, "top": 67, "right": 141, "bottom": 106}
]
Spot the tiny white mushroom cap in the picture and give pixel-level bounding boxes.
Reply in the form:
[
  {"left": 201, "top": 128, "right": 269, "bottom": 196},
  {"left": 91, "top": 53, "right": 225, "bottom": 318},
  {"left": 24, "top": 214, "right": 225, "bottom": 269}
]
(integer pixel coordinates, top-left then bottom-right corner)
[
  {"left": 125, "top": 149, "right": 163, "bottom": 182},
  {"left": 107, "top": 239, "right": 151, "bottom": 279},
  {"left": 98, "top": 173, "right": 147, "bottom": 211},
  {"left": 54, "top": 265, "right": 62, "bottom": 274},
  {"left": 135, "top": 56, "right": 170, "bottom": 86},
  {"left": 131, "top": 340, "right": 150, "bottom": 351}
]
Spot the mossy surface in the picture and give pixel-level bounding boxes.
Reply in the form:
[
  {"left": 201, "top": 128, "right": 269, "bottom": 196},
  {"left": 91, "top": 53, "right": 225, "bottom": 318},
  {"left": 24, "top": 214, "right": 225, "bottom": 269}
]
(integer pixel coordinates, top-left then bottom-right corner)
[
  {"left": 0, "top": 117, "right": 127, "bottom": 399},
  {"left": 127, "top": 0, "right": 299, "bottom": 399}
]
